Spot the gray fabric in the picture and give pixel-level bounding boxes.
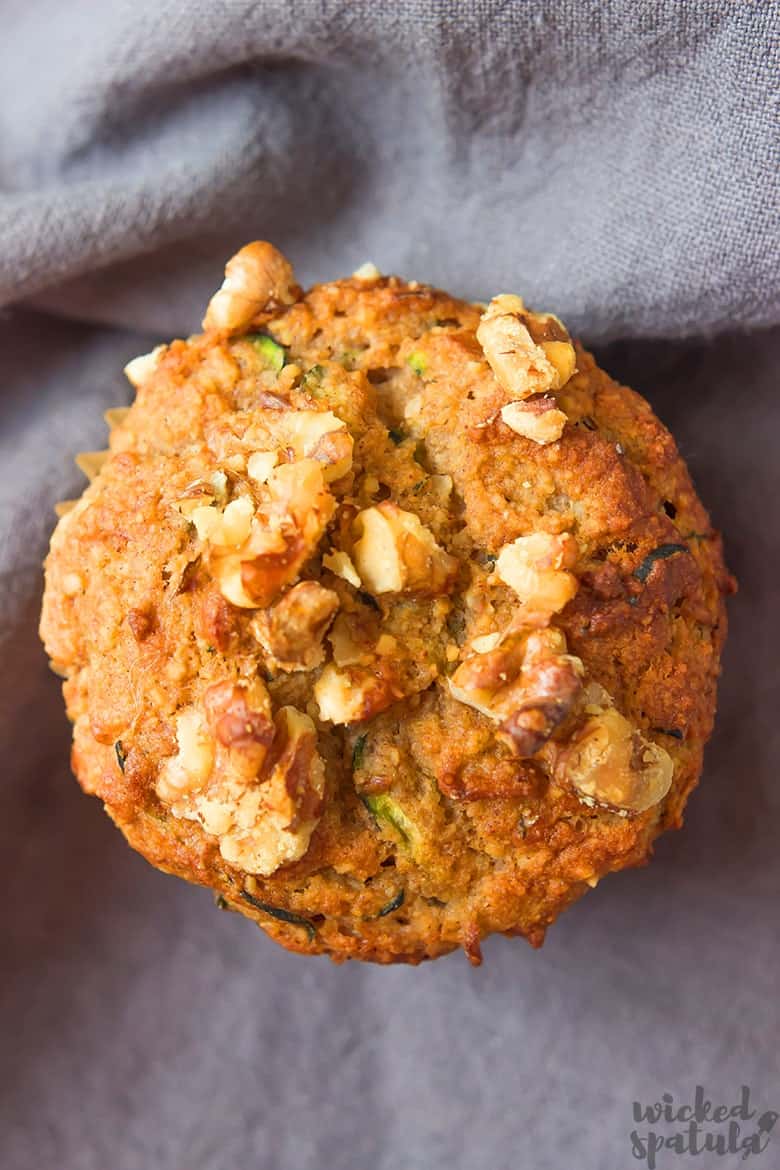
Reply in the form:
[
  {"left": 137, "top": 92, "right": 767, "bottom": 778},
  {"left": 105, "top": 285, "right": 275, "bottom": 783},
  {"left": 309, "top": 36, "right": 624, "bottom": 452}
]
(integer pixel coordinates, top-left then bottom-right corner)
[
  {"left": 1, "top": 4, "right": 779, "bottom": 1169},
  {"left": 1, "top": 1, "right": 778, "bottom": 340}
]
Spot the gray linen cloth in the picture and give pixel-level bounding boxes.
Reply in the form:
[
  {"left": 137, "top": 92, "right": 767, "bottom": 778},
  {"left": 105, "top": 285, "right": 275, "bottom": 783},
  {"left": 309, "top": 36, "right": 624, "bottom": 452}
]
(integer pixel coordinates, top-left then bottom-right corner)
[{"left": 1, "top": 4, "right": 778, "bottom": 1169}]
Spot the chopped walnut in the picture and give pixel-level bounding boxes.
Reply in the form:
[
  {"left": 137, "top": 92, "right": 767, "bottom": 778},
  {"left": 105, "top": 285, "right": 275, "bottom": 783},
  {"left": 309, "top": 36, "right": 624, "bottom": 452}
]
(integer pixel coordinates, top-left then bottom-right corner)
[
  {"left": 243, "top": 409, "right": 354, "bottom": 484},
  {"left": 555, "top": 685, "right": 674, "bottom": 814},
  {"left": 192, "top": 460, "right": 336, "bottom": 609},
  {"left": 203, "top": 242, "right": 298, "bottom": 334},
  {"left": 449, "top": 627, "right": 584, "bottom": 757},
  {"left": 500, "top": 397, "right": 567, "bottom": 445},
  {"left": 322, "top": 549, "right": 362, "bottom": 588},
  {"left": 156, "top": 682, "right": 325, "bottom": 875},
  {"left": 250, "top": 581, "right": 339, "bottom": 672},
  {"left": 247, "top": 450, "right": 279, "bottom": 484},
  {"left": 352, "top": 502, "right": 458, "bottom": 596},
  {"left": 313, "top": 611, "right": 408, "bottom": 724},
  {"left": 192, "top": 496, "right": 254, "bottom": 547},
  {"left": 124, "top": 345, "right": 165, "bottom": 388},
  {"left": 283, "top": 410, "right": 353, "bottom": 482},
  {"left": 495, "top": 532, "right": 579, "bottom": 620},
  {"left": 477, "top": 297, "right": 558, "bottom": 399},
  {"left": 173, "top": 471, "right": 228, "bottom": 519},
  {"left": 315, "top": 659, "right": 402, "bottom": 725},
  {"left": 477, "top": 295, "right": 576, "bottom": 398},
  {"left": 352, "top": 261, "right": 381, "bottom": 280},
  {"left": 157, "top": 706, "right": 217, "bottom": 802}
]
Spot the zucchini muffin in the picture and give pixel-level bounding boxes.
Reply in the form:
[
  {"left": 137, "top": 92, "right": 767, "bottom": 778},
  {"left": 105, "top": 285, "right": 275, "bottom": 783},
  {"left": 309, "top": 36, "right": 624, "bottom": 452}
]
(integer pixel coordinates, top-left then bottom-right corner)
[{"left": 40, "top": 243, "right": 733, "bottom": 964}]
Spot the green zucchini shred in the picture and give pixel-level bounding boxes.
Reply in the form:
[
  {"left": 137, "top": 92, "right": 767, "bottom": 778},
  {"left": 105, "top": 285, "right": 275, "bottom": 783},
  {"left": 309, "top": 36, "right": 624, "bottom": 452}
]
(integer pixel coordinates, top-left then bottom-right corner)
[
  {"left": 407, "top": 351, "right": 427, "bottom": 376},
  {"left": 246, "top": 333, "right": 286, "bottom": 373},
  {"left": 239, "top": 890, "right": 316, "bottom": 941},
  {"left": 362, "top": 794, "right": 417, "bottom": 846},
  {"left": 388, "top": 427, "right": 405, "bottom": 445},
  {"left": 652, "top": 727, "right": 684, "bottom": 740},
  {"left": 301, "top": 364, "right": 325, "bottom": 395},
  {"left": 352, "top": 733, "right": 368, "bottom": 771},
  {"left": 114, "top": 740, "right": 127, "bottom": 772},
  {"left": 375, "top": 889, "right": 405, "bottom": 918},
  {"left": 633, "top": 543, "right": 689, "bottom": 583}
]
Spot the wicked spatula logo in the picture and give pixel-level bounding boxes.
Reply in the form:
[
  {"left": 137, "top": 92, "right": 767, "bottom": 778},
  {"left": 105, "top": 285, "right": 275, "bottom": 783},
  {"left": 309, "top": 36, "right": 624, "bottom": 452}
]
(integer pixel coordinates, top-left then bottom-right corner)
[{"left": 630, "top": 1086, "right": 777, "bottom": 1167}]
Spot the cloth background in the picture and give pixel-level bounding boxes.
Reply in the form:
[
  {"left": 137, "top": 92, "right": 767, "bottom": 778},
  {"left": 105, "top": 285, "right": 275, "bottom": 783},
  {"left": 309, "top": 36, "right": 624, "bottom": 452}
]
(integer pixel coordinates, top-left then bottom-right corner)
[{"left": 1, "top": 4, "right": 778, "bottom": 1168}]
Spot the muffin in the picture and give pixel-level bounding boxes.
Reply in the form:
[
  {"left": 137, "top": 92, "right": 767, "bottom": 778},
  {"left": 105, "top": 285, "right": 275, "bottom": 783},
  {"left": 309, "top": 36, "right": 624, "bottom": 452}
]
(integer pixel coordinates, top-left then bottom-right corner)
[{"left": 40, "top": 242, "right": 733, "bottom": 964}]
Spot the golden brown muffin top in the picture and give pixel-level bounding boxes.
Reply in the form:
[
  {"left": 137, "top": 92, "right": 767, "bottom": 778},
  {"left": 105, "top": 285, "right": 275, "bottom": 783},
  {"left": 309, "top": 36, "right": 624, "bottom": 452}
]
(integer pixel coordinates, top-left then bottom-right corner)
[{"left": 40, "top": 243, "right": 733, "bottom": 964}]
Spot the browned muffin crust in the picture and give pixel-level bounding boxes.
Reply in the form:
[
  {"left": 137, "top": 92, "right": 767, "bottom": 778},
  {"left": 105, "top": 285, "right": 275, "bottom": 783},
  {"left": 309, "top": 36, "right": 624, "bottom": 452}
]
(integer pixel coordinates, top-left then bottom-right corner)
[{"left": 40, "top": 244, "right": 733, "bottom": 964}]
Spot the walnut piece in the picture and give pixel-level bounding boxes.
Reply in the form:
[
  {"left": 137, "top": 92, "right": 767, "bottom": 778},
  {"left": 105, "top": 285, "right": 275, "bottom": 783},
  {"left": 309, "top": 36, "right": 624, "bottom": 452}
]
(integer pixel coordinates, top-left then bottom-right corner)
[
  {"left": 322, "top": 549, "right": 362, "bottom": 588},
  {"left": 189, "top": 460, "right": 336, "bottom": 609},
  {"left": 449, "top": 627, "right": 584, "bottom": 757},
  {"left": 352, "top": 261, "right": 381, "bottom": 280},
  {"left": 283, "top": 410, "right": 353, "bottom": 482},
  {"left": 250, "top": 581, "right": 339, "bottom": 672},
  {"left": 314, "top": 611, "right": 408, "bottom": 724},
  {"left": 556, "top": 685, "right": 674, "bottom": 814},
  {"left": 500, "top": 397, "right": 567, "bottom": 445},
  {"left": 244, "top": 409, "right": 354, "bottom": 484},
  {"left": 352, "top": 502, "right": 458, "bottom": 596},
  {"left": 156, "top": 681, "right": 325, "bottom": 875},
  {"left": 495, "top": 532, "right": 579, "bottom": 620},
  {"left": 315, "top": 659, "right": 402, "bottom": 725},
  {"left": 203, "top": 242, "right": 297, "bottom": 334},
  {"left": 124, "top": 345, "right": 165, "bottom": 388},
  {"left": 476, "top": 295, "right": 577, "bottom": 399},
  {"left": 247, "top": 450, "right": 279, "bottom": 484},
  {"left": 476, "top": 296, "right": 555, "bottom": 398}
]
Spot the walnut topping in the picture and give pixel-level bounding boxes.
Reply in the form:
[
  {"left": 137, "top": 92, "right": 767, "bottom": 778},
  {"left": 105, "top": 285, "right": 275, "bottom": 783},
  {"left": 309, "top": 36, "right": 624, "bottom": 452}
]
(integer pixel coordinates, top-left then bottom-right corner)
[
  {"left": 284, "top": 410, "right": 353, "bottom": 482},
  {"left": 315, "top": 659, "right": 402, "bottom": 725},
  {"left": 449, "top": 628, "right": 585, "bottom": 757},
  {"left": 157, "top": 706, "right": 217, "bottom": 801},
  {"left": 352, "top": 502, "right": 458, "bottom": 596},
  {"left": 540, "top": 339, "right": 576, "bottom": 387},
  {"left": 190, "top": 460, "right": 335, "bottom": 609},
  {"left": 247, "top": 450, "right": 279, "bottom": 484},
  {"left": 124, "top": 345, "right": 165, "bottom": 388},
  {"left": 192, "top": 497, "right": 254, "bottom": 547},
  {"left": 156, "top": 682, "right": 325, "bottom": 875},
  {"left": 477, "top": 297, "right": 558, "bottom": 399},
  {"left": 314, "top": 612, "right": 407, "bottom": 724},
  {"left": 495, "top": 532, "right": 579, "bottom": 620},
  {"left": 322, "top": 549, "right": 362, "bottom": 588},
  {"left": 500, "top": 397, "right": 567, "bottom": 445},
  {"left": 243, "top": 409, "right": 354, "bottom": 484},
  {"left": 477, "top": 295, "right": 577, "bottom": 398},
  {"left": 352, "top": 261, "right": 381, "bottom": 280},
  {"left": 250, "top": 581, "right": 339, "bottom": 672},
  {"left": 203, "top": 242, "right": 298, "bottom": 334},
  {"left": 173, "top": 471, "right": 229, "bottom": 519},
  {"left": 555, "top": 685, "right": 674, "bottom": 814}
]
